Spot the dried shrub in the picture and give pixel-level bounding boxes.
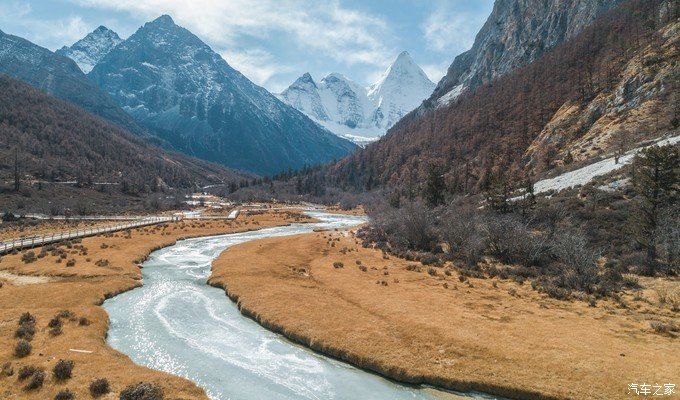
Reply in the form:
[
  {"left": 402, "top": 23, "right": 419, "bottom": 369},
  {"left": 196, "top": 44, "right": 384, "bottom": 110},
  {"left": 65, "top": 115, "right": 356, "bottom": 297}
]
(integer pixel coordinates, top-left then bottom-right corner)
[
  {"left": 21, "top": 251, "right": 37, "bottom": 263},
  {"left": 89, "top": 378, "right": 110, "bottom": 397},
  {"left": 54, "top": 389, "right": 75, "bottom": 400},
  {"left": 95, "top": 259, "right": 109, "bottom": 267},
  {"left": 650, "top": 321, "right": 677, "bottom": 335},
  {"left": 14, "top": 340, "right": 31, "bottom": 358},
  {"left": 1, "top": 362, "right": 13, "bottom": 377},
  {"left": 15, "top": 322, "right": 35, "bottom": 341},
  {"left": 120, "top": 382, "right": 164, "bottom": 400},
  {"left": 333, "top": 262, "right": 344, "bottom": 269},
  {"left": 52, "top": 359, "right": 74, "bottom": 380},
  {"left": 17, "top": 365, "right": 38, "bottom": 380},
  {"left": 24, "top": 369, "right": 45, "bottom": 390}
]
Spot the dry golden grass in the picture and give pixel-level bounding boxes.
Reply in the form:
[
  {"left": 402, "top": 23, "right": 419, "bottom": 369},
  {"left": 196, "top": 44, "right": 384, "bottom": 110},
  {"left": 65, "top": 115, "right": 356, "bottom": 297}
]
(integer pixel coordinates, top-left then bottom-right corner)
[
  {"left": 0, "top": 220, "right": 118, "bottom": 241},
  {"left": 209, "top": 229, "right": 679, "bottom": 400},
  {"left": 0, "top": 210, "right": 313, "bottom": 399}
]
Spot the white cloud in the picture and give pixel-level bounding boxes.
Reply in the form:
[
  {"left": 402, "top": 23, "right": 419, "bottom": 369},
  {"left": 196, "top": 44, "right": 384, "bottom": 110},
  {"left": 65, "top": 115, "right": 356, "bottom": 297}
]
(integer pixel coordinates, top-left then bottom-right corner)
[
  {"left": 421, "top": 63, "right": 447, "bottom": 83},
  {"left": 422, "top": 1, "right": 488, "bottom": 54},
  {"left": 0, "top": 2, "right": 91, "bottom": 50},
  {"left": 0, "top": 1, "right": 32, "bottom": 18},
  {"left": 70, "top": 0, "right": 393, "bottom": 68},
  {"left": 221, "top": 48, "right": 294, "bottom": 91}
]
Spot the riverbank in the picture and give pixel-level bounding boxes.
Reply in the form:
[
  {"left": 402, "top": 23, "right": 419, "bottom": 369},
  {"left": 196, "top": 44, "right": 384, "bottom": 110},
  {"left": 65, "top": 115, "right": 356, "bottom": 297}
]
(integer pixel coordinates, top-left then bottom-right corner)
[
  {"left": 0, "top": 210, "right": 314, "bottom": 399},
  {"left": 209, "top": 228, "right": 679, "bottom": 400}
]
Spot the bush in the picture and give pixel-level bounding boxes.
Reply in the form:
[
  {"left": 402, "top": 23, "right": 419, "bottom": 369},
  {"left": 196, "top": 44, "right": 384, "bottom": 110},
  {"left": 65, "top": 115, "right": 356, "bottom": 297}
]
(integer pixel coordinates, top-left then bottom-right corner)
[
  {"left": 650, "top": 321, "right": 677, "bottom": 335},
  {"left": 57, "top": 310, "right": 74, "bottom": 319},
  {"left": 21, "top": 251, "right": 37, "bottom": 263},
  {"left": 427, "top": 267, "right": 437, "bottom": 276},
  {"left": 440, "top": 208, "right": 486, "bottom": 266},
  {"left": 483, "top": 214, "right": 549, "bottom": 267},
  {"left": 55, "top": 389, "right": 75, "bottom": 400},
  {"left": 120, "top": 382, "right": 164, "bottom": 400},
  {"left": 79, "top": 317, "right": 91, "bottom": 326},
  {"left": 24, "top": 369, "right": 45, "bottom": 390},
  {"left": 95, "top": 259, "right": 109, "bottom": 267},
  {"left": 17, "top": 365, "right": 38, "bottom": 380},
  {"left": 15, "top": 322, "right": 35, "bottom": 341},
  {"left": 89, "top": 378, "right": 111, "bottom": 397},
  {"left": 18, "top": 312, "right": 36, "bottom": 325},
  {"left": 1, "top": 362, "right": 14, "bottom": 377},
  {"left": 14, "top": 340, "right": 31, "bottom": 357},
  {"left": 550, "top": 232, "right": 601, "bottom": 292},
  {"left": 52, "top": 359, "right": 74, "bottom": 380},
  {"left": 333, "top": 262, "right": 344, "bottom": 269},
  {"left": 48, "top": 316, "right": 63, "bottom": 328}
]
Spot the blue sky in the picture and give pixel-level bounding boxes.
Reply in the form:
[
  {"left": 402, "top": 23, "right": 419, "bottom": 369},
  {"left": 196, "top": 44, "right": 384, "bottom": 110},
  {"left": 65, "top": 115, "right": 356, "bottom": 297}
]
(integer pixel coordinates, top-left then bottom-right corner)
[{"left": 0, "top": 0, "right": 494, "bottom": 92}]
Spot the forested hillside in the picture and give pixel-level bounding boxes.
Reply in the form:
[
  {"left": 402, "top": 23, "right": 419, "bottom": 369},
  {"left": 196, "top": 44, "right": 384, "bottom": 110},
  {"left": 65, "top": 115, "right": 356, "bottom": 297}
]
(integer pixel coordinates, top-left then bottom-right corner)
[
  {"left": 0, "top": 29, "right": 147, "bottom": 137},
  {"left": 0, "top": 74, "right": 243, "bottom": 195},
  {"left": 327, "top": 0, "right": 678, "bottom": 194}
]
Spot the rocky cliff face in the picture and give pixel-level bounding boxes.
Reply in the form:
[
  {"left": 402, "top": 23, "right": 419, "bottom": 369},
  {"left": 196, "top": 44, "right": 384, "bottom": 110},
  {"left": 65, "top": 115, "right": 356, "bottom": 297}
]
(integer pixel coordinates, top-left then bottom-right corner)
[
  {"left": 89, "top": 15, "right": 355, "bottom": 175},
  {"left": 431, "top": 0, "right": 622, "bottom": 106}
]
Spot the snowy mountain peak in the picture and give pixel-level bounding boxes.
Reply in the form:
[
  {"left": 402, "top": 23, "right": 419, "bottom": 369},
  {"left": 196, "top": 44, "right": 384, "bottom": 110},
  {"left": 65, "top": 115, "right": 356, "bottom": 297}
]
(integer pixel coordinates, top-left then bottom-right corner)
[
  {"left": 57, "top": 25, "right": 122, "bottom": 73},
  {"left": 279, "top": 51, "right": 435, "bottom": 145},
  {"left": 88, "top": 15, "right": 354, "bottom": 175},
  {"left": 150, "top": 14, "right": 176, "bottom": 26},
  {"left": 295, "top": 72, "right": 317, "bottom": 87}
]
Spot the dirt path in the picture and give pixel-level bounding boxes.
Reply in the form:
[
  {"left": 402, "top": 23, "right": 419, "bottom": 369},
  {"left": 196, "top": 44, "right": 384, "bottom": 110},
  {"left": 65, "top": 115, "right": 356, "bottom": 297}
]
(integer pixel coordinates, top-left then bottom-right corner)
[{"left": 209, "top": 229, "right": 679, "bottom": 400}]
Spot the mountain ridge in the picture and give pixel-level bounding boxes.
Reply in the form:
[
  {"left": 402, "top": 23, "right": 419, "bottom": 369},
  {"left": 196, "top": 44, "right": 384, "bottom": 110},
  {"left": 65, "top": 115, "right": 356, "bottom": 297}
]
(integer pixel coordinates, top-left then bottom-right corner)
[
  {"left": 279, "top": 51, "right": 435, "bottom": 145},
  {"left": 427, "top": 0, "right": 623, "bottom": 107},
  {"left": 89, "top": 15, "right": 356, "bottom": 175},
  {"left": 0, "top": 28, "right": 147, "bottom": 136},
  {"left": 57, "top": 25, "right": 122, "bottom": 73}
]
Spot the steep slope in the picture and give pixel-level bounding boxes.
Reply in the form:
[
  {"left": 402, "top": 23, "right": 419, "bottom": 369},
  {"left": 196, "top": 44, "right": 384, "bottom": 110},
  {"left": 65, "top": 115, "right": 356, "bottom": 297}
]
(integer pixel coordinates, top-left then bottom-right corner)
[
  {"left": 0, "top": 74, "right": 241, "bottom": 190},
  {"left": 57, "top": 26, "right": 122, "bottom": 73},
  {"left": 327, "top": 0, "right": 678, "bottom": 193},
  {"left": 428, "top": 0, "right": 622, "bottom": 106},
  {"left": 367, "top": 51, "right": 436, "bottom": 130},
  {"left": 280, "top": 52, "right": 435, "bottom": 145},
  {"left": 0, "top": 29, "right": 145, "bottom": 136},
  {"left": 89, "top": 15, "right": 355, "bottom": 175}
]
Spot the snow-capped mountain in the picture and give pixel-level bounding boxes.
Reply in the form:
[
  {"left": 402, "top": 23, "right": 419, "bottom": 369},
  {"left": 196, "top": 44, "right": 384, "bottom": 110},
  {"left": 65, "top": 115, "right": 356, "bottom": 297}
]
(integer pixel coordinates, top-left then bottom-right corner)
[
  {"left": 279, "top": 51, "right": 435, "bottom": 145},
  {"left": 0, "top": 28, "right": 145, "bottom": 136},
  {"left": 89, "top": 15, "right": 355, "bottom": 175},
  {"left": 57, "top": 26, "right": 122, "bottom": 73},
  {"left": 367, "top": 51, "right": 436, "bottom": 130}
]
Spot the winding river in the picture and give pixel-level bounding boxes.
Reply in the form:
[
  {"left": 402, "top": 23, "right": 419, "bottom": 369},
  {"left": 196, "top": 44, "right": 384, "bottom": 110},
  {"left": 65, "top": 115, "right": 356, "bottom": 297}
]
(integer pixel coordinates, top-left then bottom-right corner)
[{"left": 103, "top": 212, "right": 491, "bottom": 400}]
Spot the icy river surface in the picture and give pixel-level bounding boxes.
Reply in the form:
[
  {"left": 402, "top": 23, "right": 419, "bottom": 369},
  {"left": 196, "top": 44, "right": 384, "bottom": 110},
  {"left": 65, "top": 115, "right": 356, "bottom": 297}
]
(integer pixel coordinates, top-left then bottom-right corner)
[{"left": 103, "top": 212, "right": 489, "bottom": 400}]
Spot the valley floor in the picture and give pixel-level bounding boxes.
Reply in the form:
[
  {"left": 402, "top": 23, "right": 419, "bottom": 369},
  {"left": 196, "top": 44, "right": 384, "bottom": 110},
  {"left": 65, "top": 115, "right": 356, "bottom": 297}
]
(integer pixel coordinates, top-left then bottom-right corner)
[
  {"left": 209, "top": 228, "right": 679, "bottom": 400},
  {"left": 0, "top": 210, "right": 314, "bottom": 399}
]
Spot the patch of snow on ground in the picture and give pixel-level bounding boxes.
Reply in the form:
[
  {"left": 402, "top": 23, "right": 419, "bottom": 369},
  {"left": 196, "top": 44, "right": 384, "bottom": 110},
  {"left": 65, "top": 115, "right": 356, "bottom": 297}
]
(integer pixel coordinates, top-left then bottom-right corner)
[{"left": 521, "top": 134, "right": 680, "bottom": 198}]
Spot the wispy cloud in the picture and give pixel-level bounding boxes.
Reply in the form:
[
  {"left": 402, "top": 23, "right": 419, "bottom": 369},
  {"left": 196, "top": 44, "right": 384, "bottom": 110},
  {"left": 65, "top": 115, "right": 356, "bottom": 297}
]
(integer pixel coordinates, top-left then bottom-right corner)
[
  {"left": 221, "top": 48, "right": 295, "bottom": 92},
  {"left": 0, "top": 1, "right": 32, "bottom": 18},
  {"left": 422, "top": 0, "right": 491, "bottom": 55},
  {"left": 0, "top": 2, "right": 91, "bottom": 49},
  {"left": 421, "top": 63, "right": 448, "bottom": 83},
  {"left": 70, "top": 0, "right": 393, "bottom": 68}
]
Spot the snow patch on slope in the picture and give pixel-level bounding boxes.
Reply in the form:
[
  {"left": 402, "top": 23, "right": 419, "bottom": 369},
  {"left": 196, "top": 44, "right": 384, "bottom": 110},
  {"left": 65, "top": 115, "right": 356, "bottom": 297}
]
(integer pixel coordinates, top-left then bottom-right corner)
[
  {"left": 57, "top": 26, "right": 122, "bottom": 73},
  {"left": 525, "top": 134, "right": 680, "bottom": 197}
]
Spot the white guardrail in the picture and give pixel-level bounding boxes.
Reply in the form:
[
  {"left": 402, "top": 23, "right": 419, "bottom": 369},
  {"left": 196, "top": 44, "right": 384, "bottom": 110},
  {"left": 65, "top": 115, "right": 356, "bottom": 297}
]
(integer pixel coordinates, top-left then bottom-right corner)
[{"left": 0, "top": 216, "right": 179, "bottom": 255}]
